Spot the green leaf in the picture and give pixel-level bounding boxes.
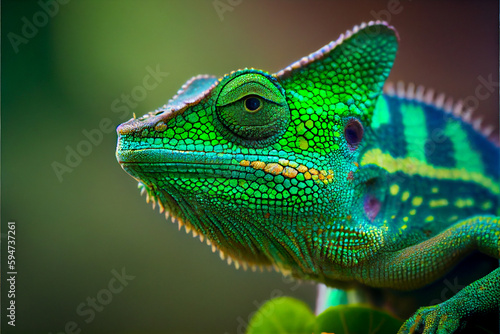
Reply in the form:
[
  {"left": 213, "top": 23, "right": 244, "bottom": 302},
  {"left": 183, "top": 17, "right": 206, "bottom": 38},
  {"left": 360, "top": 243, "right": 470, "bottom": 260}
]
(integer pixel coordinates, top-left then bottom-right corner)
[
  {"left": 246, "top": 297, "right": 315, "bottom": 334},
  {"left": 314, "top": 304, "right": 403, "bottom": 334},
  {"left": 246, "top": 297, "right": 403, "bottom": 334}
]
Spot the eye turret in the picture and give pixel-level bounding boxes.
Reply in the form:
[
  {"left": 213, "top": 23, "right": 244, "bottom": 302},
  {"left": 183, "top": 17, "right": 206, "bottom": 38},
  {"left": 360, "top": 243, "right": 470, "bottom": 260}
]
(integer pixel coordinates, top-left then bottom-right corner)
[{"left": 215, "top": 72, "right": 290, "bottom": 147}]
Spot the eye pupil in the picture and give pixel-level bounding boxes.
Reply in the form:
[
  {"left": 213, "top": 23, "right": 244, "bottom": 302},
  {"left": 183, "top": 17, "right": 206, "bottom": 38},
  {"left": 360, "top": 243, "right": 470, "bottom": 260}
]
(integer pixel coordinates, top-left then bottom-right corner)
[
  {"left": 245, "top": 97, "right": 261, "bottom": 112},
  {"left": 345, "top": 119, "right": 364, "bottom": 149}
]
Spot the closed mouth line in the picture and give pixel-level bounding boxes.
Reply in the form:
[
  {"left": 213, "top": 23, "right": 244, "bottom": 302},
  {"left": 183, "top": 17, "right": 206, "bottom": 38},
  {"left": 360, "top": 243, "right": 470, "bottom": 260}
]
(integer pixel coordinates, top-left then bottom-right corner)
[
  {"left": 117, "top": 149, "right": 250, "bottom": 177},
  {"left": 117, "top": 148, "right": 333, "bottom": 184},
  {"left": 117, "top": 148, "right": 238, "bottom": 165}
]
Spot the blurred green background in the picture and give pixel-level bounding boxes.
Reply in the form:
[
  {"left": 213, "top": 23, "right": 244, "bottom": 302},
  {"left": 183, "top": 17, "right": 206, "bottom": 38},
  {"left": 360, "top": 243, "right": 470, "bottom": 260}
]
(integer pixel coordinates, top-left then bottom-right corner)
[{"left": 2, "top": 1, "right": 498, "bottom": 333}]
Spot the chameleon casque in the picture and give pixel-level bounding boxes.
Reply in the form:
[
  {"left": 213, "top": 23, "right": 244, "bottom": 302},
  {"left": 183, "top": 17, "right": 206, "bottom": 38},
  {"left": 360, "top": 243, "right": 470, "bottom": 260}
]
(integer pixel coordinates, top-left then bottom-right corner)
[{"left": 116, "top": 22, "right": 499, "bottom": 333}]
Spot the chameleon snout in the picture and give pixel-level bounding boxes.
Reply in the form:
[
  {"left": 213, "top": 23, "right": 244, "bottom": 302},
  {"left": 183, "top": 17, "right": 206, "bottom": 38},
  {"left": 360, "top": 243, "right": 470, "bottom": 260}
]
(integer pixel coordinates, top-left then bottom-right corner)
[{"left": 116, "top": 109, "right": 174, "bottom": 137}]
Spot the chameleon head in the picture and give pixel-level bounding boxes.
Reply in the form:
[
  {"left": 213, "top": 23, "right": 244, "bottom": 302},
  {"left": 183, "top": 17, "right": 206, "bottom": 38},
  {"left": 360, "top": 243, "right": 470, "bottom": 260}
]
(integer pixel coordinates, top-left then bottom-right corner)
[{"left": 116, "top": 21, "right": 398, "bottom": 280}]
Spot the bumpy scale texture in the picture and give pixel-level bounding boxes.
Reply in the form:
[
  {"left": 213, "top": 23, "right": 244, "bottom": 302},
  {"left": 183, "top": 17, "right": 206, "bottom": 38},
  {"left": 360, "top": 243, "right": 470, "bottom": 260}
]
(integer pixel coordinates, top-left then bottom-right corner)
[{"left": 116, "top": 21, "right": 499, "bottom": 334}]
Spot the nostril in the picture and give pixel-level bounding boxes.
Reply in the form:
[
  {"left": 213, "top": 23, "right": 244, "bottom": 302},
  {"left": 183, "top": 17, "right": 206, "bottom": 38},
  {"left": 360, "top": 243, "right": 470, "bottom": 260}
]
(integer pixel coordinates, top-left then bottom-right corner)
[
  {"left": 116, "top": 117, "right": 148, "bottom": 136},
  {"left": 154, "top": 122, "right": 167, "bottom": 132},
  {"left": 116, "top": 122, "right": 133, "bottom": 136}
]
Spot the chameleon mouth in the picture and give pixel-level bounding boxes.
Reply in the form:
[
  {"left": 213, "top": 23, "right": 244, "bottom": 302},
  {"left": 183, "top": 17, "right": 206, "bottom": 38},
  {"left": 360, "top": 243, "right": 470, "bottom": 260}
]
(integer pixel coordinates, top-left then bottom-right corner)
[
  {"left": 117, "top": 148, "right": 234, "bottom": 165},
  {"left": 117, "top": 148, "right": 244, "bottom": 179},
  {"left": 117, "top": 147, "right": 337, "bottom": 184}
]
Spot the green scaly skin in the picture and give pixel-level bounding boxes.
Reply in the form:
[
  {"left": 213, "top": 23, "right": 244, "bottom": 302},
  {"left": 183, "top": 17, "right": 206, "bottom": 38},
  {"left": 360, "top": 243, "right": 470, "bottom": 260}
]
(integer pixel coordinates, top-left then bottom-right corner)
[{"left": 116, "top": 21, "right": 499, "bottom": 333}]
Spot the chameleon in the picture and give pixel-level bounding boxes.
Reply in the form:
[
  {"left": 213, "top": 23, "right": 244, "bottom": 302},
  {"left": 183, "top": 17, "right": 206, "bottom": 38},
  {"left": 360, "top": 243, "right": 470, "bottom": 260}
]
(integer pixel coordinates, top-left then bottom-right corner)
[{"left": 115, "top": 21, "right": 499, "bottom": 333}]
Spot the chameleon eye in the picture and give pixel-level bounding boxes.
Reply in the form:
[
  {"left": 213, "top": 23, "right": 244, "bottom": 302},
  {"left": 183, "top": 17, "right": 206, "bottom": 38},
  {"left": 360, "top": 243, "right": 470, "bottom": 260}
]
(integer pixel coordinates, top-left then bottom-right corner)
[
  {"left": 344, "top": 118, "right": 364, "bottom": 150},
  {"left": 244, "top": 96, "right": 262, "bottom": 112},
  {"left": 215, "top": 72, "right": 290, "bottom": 147}
]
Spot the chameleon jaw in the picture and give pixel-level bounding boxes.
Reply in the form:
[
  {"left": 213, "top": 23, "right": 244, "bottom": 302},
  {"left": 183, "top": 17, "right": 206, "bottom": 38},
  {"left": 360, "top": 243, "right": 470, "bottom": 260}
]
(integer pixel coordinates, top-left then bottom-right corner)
[{"left": 117, "top": 147, "right": 347, "bottom": 277}]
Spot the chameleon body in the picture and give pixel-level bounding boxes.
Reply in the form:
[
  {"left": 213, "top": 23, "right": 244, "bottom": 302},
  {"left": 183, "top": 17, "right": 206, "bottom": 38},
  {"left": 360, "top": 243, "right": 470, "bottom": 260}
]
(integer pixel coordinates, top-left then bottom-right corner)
[{"left": 116, "top": 22, "right": 499, "bottom": 333}]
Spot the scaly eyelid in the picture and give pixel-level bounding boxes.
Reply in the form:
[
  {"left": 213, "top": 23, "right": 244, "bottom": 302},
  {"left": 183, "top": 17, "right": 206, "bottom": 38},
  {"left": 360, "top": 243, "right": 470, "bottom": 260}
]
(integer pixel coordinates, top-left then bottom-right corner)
[
  {"left": 217, "top": 78, "right": 285, "bottom": 107},
  {"left": 222, "top": 94, "right": 282, "bottom": 109}
]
